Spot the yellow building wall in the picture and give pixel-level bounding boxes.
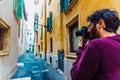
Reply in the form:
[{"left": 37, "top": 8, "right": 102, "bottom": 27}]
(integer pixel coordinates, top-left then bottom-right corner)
[
  {"left": 63, "top": 0, "right": 120, "bottom": 58},
  {"left": 38, "top": 0, "right": 62, "bottom": 55},
  {"left": 46, "top": 0, "right": 63, "bottom": 55},
  {"left": 38, "top": 0, "right": 46, "bottom": 54}
]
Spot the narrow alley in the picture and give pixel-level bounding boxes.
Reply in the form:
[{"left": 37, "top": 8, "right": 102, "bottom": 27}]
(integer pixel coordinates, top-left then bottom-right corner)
[{"left": 10, "top": 53, "right": 67, "bottom": 80}]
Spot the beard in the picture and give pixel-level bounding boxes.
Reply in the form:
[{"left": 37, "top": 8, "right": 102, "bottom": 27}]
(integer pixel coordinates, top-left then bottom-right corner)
[{"left": 88, "top": 26, "right": 100, "bottom": 40}]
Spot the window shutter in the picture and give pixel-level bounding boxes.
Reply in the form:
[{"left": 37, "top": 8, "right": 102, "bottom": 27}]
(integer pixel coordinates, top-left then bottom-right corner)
[
  {"left": 34, "top": 14, "right": 38, "bottom": 30},
  {"left": 49, "top": 12, "right": 52, "bottom": 31},
  {"left": 16, "top": 0, "right": 23, "bottom": 19},
  {"left": 47, "top": 17, "right": 50, "bottom": 31},
  {"left": 36, "top": 16, "right": 38, "bottom": 29},
  {"left": 64, "top": 0, "right": 68, "bottom": 10},
  {"left": 60, "top": 0, "right": 68, "bottom": 12},
  {"left": 60, "top": 0, "right": 65, "bottom": 12}
]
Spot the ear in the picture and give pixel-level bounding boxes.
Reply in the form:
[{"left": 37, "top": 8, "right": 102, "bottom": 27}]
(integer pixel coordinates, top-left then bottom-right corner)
[{"left": 98, "top": 19, "right": 105, "bottom": 29}]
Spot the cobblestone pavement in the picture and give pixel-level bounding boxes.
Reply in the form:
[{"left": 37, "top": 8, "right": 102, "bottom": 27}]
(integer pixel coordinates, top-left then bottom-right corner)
[{"left": 11, "top": 53, "right": 68, "bottom": 80}]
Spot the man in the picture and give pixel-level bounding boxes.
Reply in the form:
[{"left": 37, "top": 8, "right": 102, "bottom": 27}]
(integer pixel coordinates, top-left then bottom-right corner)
[{"left": 71, "top": 8, "right": 120, "bottom": 80}]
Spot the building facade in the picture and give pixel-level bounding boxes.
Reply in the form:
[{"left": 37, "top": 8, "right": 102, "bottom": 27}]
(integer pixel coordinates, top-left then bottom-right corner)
[
  {"left": 33, "top": 0, "right": 42, "bottom": 56},
  {"left": 18, "top": 17, "right": 28, "bottom": 55},
  {"left": 0, "top": 0, "right": 20, "bottom": 79},
  {"left": 24, "top": 0, "right": 35, "bottom": 54},
  {"left": 26, "top": 30, "right": 34, "bottom": 53},
  {"left": 39, "top": 0, "right": 120, "bottom": 80}
]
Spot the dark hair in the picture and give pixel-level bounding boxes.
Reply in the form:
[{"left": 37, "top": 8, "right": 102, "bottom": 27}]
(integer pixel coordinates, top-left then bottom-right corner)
[{"left": 87, "top": 8, "right": 120, "bottom": 32}]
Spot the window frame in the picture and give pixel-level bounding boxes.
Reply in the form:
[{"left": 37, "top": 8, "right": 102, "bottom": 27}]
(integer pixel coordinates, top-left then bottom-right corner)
[
  {"left": 0, "top": 18, "right": 10, "bottom": 56},
  {"left": 66, "top": 15, "right": 79, "bottom": 55}
]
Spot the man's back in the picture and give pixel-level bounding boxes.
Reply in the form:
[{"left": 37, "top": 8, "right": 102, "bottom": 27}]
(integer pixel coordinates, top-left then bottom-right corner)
[
  {"left": 71, "top": 35, "right": 120, "bottom": 80},
  {"left": 90, "top": 34, "right": 120, "bottom": 80}
]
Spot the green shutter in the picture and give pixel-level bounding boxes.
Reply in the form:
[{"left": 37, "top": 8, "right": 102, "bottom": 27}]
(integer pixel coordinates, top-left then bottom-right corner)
[
  {"left": 64, "top": 0, "right": 68, "bottom": 10},
  {"left": 36, "top": 16, "right": 38, "bottom": 29},
  {"left": 47, "top": 17, "right": 50, "bottom": 31},
  {"left": 60, "top": 0, "right": 68, "bottom": 12},
  {"left": 47, "top": 12, "right": 52, "bottom": 32},
  {"left": 16, "top": 0, "right": 23, "bottom": 19},
  {"left": 60, "top": 0, "right": 64, "bottom": 12},
  {"left": 49, "top": 12, "right": 52, "bottom": 31},
  {"left": 35, "top": 15, "right": 38, "bottom": 30},
  {"left": 34, "top": 14, "right": 38, "bottom": 30}
]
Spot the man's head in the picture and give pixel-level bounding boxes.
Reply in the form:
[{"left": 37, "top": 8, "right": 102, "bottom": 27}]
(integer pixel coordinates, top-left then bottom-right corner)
[{"left": 87, "top": 8, "right": 120, "bottom": 39}]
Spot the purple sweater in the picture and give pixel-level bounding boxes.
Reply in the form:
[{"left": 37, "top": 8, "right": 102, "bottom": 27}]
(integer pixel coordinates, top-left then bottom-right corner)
[{"left": 71, "top": 35, "right": 120, "bottom": 80}]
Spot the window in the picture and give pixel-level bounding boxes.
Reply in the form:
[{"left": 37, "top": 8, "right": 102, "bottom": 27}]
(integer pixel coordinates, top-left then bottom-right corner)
[
  {"left": 29, "top": 44, "right": 31, "bottom": 47},
  {"left": 69, "top": 0, "right": 72, "bottom": 3},
  {"left": 0, "top": 18, "right": 10, "bottom": 56},
  {"left": 40, "top": 4, "right": 43, "bottom": 18},
  {"left": 48, "top": 0, "right": 52, "bottom": 5},
  {"left": 34, "top": 13, "right": 38, "bottom": 30},
  {"left": 0, "top": 27, "right": 4, "bottom": 50},
  {"left": 34, "top": 0, "right": 39, "bottom": 4},
  {"left": 41, "top": 42, "right": 43, "bottom": 51},
  {"left": 36, "top": 32, "right": 38, "bottom": 43},
  {"left": 40, "top": 27, "right": 43, "bottom": 39},
  {"left": 47, "top": 12, "right": 52, "bottom": 32},
  {"left": 60, "top": 0, "right": 68, "bottom": 12},
  {"left": 29, "top": 38, "right": 32, "bottom": 41},
  {"left": 50, "top": 37, "right": 53, "bottom": 52},
  {"left": 38, "top": 45, "right": 40, "bottom": 53},
  {"left": 60, "top": 0, "right": 78, "bottom": 13},
  {"left": 69, "top": 22, "right": 78, "bottom": 52}
]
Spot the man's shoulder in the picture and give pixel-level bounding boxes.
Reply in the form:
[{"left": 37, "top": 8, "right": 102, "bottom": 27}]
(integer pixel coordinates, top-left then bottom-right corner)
[
  {"left": 88, "top": 37, "right": 109, "bottom": 48},
  {"left": 89, "top": 38, "right": 104, "bottom": 45},
  {"left": 89, "top": 34, "right": 120, "bottom": 47}
]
